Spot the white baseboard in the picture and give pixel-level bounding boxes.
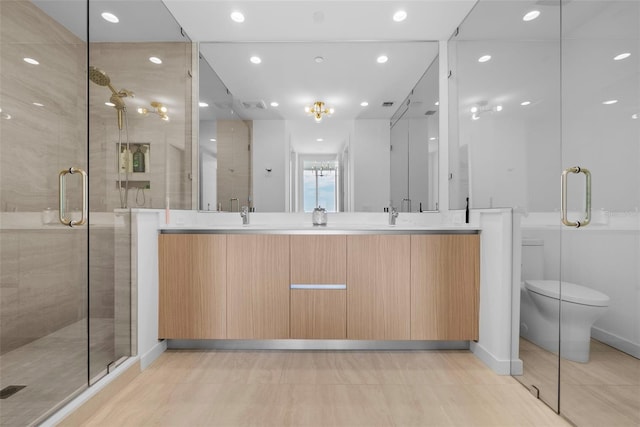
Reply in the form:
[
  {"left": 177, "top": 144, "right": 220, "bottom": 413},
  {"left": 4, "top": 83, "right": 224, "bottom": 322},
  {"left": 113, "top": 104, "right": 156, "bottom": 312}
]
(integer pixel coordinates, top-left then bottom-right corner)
[
  {"left": 591, "top": 327, "right": 640, "bottom": 359},
  {"left": 470, "top": 341, "right": 514, "bottom": 375},
  {"left": 140, "top": 340, "right": 167, "bottom": 370}
]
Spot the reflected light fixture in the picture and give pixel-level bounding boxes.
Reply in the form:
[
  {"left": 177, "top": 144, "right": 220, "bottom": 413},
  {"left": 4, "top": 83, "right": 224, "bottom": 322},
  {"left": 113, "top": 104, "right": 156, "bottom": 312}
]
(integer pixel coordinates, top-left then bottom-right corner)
[
  {"left": 23, "top": 57, "right": 39, "bottom": 65},
  {"left": 393, "top": 10, "right": 407, "bottom": 22},
  {"left": 523, "top": 10, "right": 540, "bottom": 21},
  {"left": 199, "top": 102, "right": 209, "bottom": 107},
  {"left": 149, "top": 56, "right": 162, "bottom": 64},
  {"left": 478, "top": 55, "right": 492, "bottom": 63},
  {"left": 614, "top": 53, "right": 631, "bottom": 61},
  {"left": 101, "top": 12, "right": 119, "bottom": 23},
  {"left": 138, "top": 101, "right": 169, "bottom": 121},
  {"left": 305, "top": 101, "right": 334, "bottom": 122},
  {"left": 230, "top": 11, "right": 245, "bottom": 23}
]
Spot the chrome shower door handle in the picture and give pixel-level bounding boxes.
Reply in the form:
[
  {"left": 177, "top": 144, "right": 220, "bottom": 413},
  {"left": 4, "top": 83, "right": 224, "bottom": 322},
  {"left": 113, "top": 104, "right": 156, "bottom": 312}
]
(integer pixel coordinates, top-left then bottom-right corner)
[
  {"left": 59, "top": 167, "right": 88, "bottom": 227},
  {"left": 561, "top": 166, "right": 591, "bottom": 228}
]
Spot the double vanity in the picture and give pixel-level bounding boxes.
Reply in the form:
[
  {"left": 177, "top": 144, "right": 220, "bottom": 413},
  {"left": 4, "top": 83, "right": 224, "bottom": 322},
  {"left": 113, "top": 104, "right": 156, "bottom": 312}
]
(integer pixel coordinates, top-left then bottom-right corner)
[{"left": 158, "top": 224, "right": 480, "bottom": 343}]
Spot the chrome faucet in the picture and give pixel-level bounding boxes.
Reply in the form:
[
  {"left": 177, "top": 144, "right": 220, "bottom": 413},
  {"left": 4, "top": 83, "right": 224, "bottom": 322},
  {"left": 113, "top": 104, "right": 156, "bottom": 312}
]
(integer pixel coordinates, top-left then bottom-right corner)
[
  {"left": 389, "top": 206, "right": 398, "bottom": 225},
  {"left": 240, "top": 206, "right": 249, "bottom": 225}
]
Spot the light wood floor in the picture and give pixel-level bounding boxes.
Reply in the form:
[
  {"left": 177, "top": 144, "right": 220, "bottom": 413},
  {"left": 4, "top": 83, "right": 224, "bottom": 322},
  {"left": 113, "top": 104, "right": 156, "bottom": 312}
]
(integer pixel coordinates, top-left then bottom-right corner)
[{"left": 77, "top": 350, "right": 571, "bottom": 426}]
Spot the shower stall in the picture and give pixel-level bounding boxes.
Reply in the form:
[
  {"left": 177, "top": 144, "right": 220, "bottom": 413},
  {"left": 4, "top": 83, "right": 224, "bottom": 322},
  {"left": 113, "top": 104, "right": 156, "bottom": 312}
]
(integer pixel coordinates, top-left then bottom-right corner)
[
  {"left": 0, "top": 1, "right": 192, "bottom": 425},
  {"left": 449, "top": 1, "right": 639, "bottom": 425}
]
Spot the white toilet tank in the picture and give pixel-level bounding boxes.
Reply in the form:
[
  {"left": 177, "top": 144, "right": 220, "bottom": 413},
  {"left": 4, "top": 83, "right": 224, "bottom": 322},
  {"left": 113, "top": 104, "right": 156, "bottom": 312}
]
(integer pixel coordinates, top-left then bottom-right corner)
[{"left": 522, "top": 238, "right": 544, "bottom": 281}]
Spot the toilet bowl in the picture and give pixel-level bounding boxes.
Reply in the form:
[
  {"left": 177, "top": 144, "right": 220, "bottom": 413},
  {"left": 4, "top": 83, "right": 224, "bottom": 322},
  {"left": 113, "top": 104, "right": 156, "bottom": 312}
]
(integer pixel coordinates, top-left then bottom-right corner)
[
  {"left": 520, "top": 239, "right": 610, "bottom": 363},
  {"left": 521, "top": 280, "right": 609, "bottom": 362}
]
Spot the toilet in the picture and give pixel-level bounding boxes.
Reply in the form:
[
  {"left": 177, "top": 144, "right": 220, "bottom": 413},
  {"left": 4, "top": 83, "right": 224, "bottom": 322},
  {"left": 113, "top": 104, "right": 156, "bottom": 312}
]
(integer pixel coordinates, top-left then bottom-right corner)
[{"left": 520, "top": 239, "right": 609, "bottom": 363}]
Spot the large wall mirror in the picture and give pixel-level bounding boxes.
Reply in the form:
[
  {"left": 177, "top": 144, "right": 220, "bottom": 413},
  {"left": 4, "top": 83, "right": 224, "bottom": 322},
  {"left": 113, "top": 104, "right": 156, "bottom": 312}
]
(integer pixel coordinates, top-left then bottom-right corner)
[{"left": 197, "top": 42, "right": 439, "bottom": 213}]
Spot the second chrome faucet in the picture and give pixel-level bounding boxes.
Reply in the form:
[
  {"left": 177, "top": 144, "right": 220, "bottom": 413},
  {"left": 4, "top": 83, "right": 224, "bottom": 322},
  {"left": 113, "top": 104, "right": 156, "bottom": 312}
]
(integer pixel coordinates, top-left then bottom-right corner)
[
  {"left": 240, "top": 206, "right": 249, "bottom": 225},
  {"left": 389, "top": 206, "right": 398, "bottom": 225}
]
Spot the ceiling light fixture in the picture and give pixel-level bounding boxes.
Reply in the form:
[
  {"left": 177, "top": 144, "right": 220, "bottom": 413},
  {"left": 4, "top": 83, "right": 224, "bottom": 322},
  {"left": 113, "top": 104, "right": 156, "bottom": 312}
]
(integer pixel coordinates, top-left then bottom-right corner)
[
  {"left": 478, "top": 55, "right": 492, "bottom": 63},
  {"left": 523, "top": 10, "right": 540, "bottom": 21},
  {"left": 230, "top": 11, "right": 245, "bottom": 23},
  {"left": 435, "top": 101, "right": 439, "bottom": 106},
  {"left": 23, "top": 57, "right": 39, "bottom": 65},
  {"left": 101, "top": 12, "right": 119, "bottom": 23},
  {"left": 250, "top": 56, "right": 262, "bottom": 64},
  {"left": 210, "top": 138, "right": 217, "bottom": 142},
  {"left": 305, "top": 101, "right": 334, "bottom": 122},
  {"left": 614, "top": 52, "right": 631, "bottom": 61},
  {"left": 270, "top": 102, "right": 279, "bottom": 107},
  {"left": 470, "top": 101, "right": 502, "bottom": 119},
  {"left": 393, "top": 10, "right": 407, "bottom": 22},
  {"left": 149, "top": 56, "right": 162, "bottom": 64},
  {"left": 360, "top": 101, "right": 369, "bottom": 107},
  {"left": 199, "top": 102, "right": 209, "bottom": 107},
  {"left": 32, "top": 102, "right": 44, "bottom": 107},
  {"left": 138, "top": 101, "right": 169, "bottom": 121},
  {"left": 632, "top": 114, "right": 638, "bottom": 119},
  {"left": 377, "top": 55, "right": 389, "bottom": 64},
  {"left": 316, "top": 138, "right": 324, "bottom": 142},
  {"left": 602, "top": 99, "right": 618, "bottom": 105},
  {"left": 520, "top": 101, "right": 531, "bottom": 106},
  {"left": 314, "top": 56, "right": 325, "bottom": 63}
]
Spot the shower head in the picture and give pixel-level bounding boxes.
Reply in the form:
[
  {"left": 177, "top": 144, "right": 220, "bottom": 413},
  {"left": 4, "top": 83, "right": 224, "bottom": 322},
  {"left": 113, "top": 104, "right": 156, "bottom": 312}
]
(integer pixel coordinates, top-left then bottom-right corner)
[{"left": 89, "top": 66, "right": 118, "bottom": 95}]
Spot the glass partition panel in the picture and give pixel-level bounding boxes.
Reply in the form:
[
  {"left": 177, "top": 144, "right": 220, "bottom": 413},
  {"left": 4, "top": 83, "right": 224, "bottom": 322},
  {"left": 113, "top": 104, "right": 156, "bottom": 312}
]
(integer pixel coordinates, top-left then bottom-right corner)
[
  {"left": 449, "top": 0, "right": 562, "bottom": 411},
  {"left": 0, "top": 1, "right": 89, "bottom": 425},
  {"left": 559, "top": 1, "right": 640, "bottom": 425}
]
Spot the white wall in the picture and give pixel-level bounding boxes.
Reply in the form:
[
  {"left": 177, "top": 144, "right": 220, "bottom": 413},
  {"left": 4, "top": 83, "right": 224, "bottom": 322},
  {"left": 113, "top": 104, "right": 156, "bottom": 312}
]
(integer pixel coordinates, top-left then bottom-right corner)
[
  {"left": 252, "top": 120, "right": 287, "bottom": 212},
  {"left": 352, "top": 120, "right": 391, "bottom": 212}
]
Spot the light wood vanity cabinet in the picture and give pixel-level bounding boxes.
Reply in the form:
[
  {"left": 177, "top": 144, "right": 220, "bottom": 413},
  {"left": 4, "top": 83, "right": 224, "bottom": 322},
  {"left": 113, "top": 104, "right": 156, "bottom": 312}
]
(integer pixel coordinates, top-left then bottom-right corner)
[
  {"left": 158, "top": 234, "right": 227, "bottom": 339},
  {"left": 347, "top": 235, "right": 411, "bottom": 340},
  {"left": 158, "top": 231, "right": 479, "bottom": 342},
  {"left": 290, "top": 235, "right": 347, "bottom": 339},
  {"left": 226, "top": 235, "right": 290, "bottom": 339},
  {"left": 410, "top": 234, "right": 480, "bottom": 340}
]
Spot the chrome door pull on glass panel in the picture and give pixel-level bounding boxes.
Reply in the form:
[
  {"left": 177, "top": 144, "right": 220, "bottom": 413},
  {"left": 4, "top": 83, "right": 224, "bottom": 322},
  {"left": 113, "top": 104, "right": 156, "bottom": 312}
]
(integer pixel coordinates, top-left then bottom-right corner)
[
  {"left": 561, "top": 166, "right": 591, "bottom": 228},
  {"left": 59, "top": 167, "right": 88, "bottom": 227}
]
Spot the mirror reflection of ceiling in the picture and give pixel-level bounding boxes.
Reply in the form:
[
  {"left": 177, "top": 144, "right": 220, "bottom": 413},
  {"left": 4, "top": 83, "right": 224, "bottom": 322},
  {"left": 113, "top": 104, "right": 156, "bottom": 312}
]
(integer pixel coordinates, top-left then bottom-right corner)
[{"left": 198, "top": 42, "right": 439, "bottom": 122}]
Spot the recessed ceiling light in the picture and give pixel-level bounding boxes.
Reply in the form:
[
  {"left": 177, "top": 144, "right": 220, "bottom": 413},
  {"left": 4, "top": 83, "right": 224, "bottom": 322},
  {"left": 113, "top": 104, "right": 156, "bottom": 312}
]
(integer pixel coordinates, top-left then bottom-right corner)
[
  {"left": 429, "top": 137, "right": 437, "bottom": 141},
  {"left": 470, "top": 106, "right": 478, "bottom": 113},
  {"left": 393, "top": 10, "right": 407, "bottom": 22},
  {"left": 32, "top": 102, "right": 44, "bottom": 107},
  {"left": 149, "top": 56, "right": 162, "bottom": 64},
  {"left": 23, "top": 57, "right": 39, "bottom": 65},
  {"left": 316, "top": 138, "right": 324, "bottom": 142},
  {"left": 101, "top": 12, "right": 119, "bottom": 23},
  {"left": 270, "top": 102, "right": 279, "bottom": 107},
  {"left": 520, "top": 101, "right": 531, "bottom": 106},
  {"left": 632, "top": 114, "right": 638, "bottom": 119},
  {"left": 495, "top": 105, "right": 503, "bottom": 112},
  {"left": 105, "top": 102, "right": 116, "bottom": 107},
  {"left": 250, "top": 56, "right": 262, "bottom": 64},
  {"left": 199, "top": 102, "right": 209, "bottom": 107},
  {"left": 377, "top": 55, "right": 388, "bottom": 64},
  {"left": 478, "top": 55, "right": 491, "bottom": 63},
  {"left": 210, "top": 138, "right": 217, "bottom": 142},
  {"left": 435, "top": 101, "right": 439, "bottom": 106},
  {"left": 360, "top": 101, "right": 369, "bottom": 107},
  {"left": 314, "top": 56, "right": 325, "bottom": 63},
  {"left": 230, "top": 11, "right": 245, "bottom": 23},
  {"left": 614, "top": 52, "right": 631, "bottom": 61},
  {"left": 523, "top": 10, "right": 540, "bottom": 22},
  {"left": 602, "top": 99, "right": 618, "bottom": 105}
]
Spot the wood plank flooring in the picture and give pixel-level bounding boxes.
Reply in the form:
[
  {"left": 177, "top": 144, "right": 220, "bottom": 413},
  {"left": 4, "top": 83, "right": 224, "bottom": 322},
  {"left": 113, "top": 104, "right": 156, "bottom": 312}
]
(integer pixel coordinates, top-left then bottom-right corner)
[{"left": 78, "top": 350, "right": 571, "bottom": 426}]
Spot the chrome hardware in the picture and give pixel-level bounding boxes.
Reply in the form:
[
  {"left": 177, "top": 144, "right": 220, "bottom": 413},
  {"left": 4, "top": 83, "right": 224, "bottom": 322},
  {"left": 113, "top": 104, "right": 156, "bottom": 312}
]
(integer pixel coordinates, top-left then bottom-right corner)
[
  {"left": 561, "top": 166, "right": 591, "bottom": 228},
  {"left": 58, "top": 167, "right": 87, "bottom": 227},
  {"left": 240, "top": 205, "right": 249, "bottom": 225},
  {"left": 389, "top": 206, "right": 398, "bottom": 225},
  {"left": 290, "top": 284, "right": 346, "bottom": 290}
]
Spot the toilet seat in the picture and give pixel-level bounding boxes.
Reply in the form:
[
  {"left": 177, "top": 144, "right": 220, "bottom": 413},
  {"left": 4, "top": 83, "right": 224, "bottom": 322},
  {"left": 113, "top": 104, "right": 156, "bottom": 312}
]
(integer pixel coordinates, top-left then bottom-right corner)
[{"left": 525, "top": 280, "right": 610, "bottom": 307}]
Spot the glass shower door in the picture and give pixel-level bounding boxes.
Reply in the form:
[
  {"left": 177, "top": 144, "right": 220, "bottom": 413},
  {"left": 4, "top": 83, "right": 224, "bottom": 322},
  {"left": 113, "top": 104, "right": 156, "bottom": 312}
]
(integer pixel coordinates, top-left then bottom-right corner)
[
  {"left": 0, "top": 1, "right": 89, "bottom": 425},
  {"left": 559, "top": 1, "right": 640, "bottom": 425}
]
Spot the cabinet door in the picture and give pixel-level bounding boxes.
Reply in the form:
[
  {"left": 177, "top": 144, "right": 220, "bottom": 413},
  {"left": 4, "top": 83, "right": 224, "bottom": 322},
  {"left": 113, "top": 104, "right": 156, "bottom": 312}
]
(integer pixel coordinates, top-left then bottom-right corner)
[
  {"left": 411, "top": 234, "right": 480, "bottom": 340},
  {"left": 158, "top": 234, "right": 227, "bottom": 339},
  {"left": 290, "top": 235, "right": 347, "bottom": 339},
  {"left": 227, "top": 235, "right": 290, "bottom": 339},
  {"left": 347, "top": 235, "right": 411, "bottom": 340},
  {"left": 290, "top": 235, "right": 346, "bottom": 284}
]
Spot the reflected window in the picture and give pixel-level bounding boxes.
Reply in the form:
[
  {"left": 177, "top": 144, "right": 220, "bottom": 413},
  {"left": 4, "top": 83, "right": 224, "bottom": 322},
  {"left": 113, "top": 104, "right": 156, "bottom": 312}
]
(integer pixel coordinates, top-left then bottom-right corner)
[{"left": 302, "top": 160, "right": 338, "bottom": 212}]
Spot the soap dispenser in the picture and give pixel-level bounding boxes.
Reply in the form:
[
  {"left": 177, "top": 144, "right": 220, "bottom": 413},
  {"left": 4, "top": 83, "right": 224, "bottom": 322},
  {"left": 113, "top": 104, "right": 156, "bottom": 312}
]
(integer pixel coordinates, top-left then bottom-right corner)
[
  {"left": 312, "top": 206, "right": 327, "bottom": 226},
  {"left": 132, "top": 146, "right": 145, "bottom": 172}
]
